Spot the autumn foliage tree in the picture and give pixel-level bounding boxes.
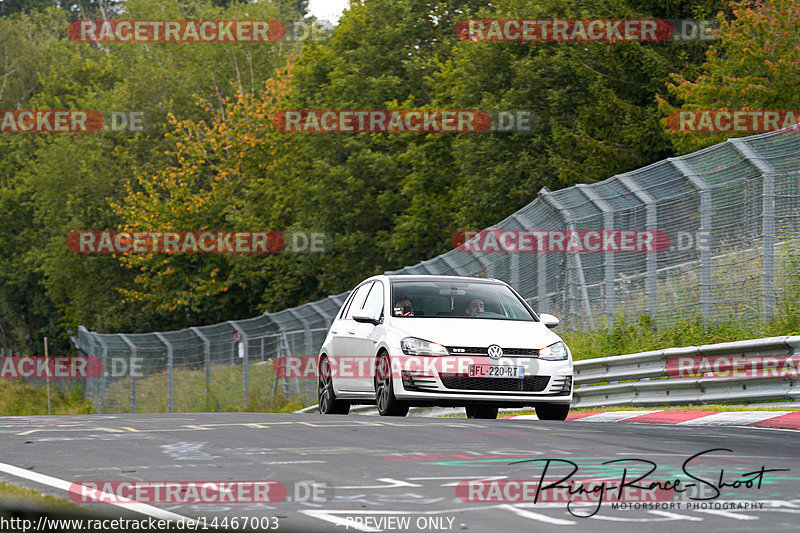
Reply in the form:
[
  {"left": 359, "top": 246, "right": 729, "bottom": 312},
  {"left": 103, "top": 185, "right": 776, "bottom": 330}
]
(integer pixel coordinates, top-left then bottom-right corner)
[
  {"left": 111, "top": 67, "right": 295, "bottom": 321},
  {"left": 661, "top": 0, "right": 800, "bottom": 152}
]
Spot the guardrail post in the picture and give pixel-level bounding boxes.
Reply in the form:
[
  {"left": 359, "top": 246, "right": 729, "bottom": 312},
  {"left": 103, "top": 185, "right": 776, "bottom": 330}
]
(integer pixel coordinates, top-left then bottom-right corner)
[
  {"left": 154, "top": 333, "right": 173, "bottom": 413},
  {"left": 670, "top": 158, "right": 713, "bottom": 320},
  {"left": 539, "top": 187, "right": 594, "bottom": 329},
  {"left": 577, "top": 184, "right": 616, "bottom": 327},
  {"left": 190, "top": 327, "right": 211, "bottom": 411},
  {"left": 229, "top": 322, "right": 249, "bottom": 405},
  {"left": 729, "top": 138, "right": 776, "bottom": 320},
  {"left": 617, "top": 174, "right": 658, "bottom": 322},
  {"left": 119, "top": 334, "right": 137, "bottom": 413}
]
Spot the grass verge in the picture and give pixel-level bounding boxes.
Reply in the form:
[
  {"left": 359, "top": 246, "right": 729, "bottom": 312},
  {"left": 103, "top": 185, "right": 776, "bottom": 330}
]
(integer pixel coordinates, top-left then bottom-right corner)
[
  {"left": 560, "top": 306, "right": 800, "bottom": 361},
  {"left": 101, "top": 363, "right": 307, "bottom": 413},
  {"left": 0, "top": 482, "right": 83, "bottom": 511},
  {"left": 0, "top": 380, "right": 93, "bottom": 416}
]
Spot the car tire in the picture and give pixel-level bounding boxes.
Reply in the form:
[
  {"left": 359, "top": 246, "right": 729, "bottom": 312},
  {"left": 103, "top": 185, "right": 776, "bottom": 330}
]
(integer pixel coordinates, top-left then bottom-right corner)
[
  {"left": 535, "top": 403, "right": 569, "bottom": 421},
  {"left": 375, "top": 354, "right": 409, "bottom": 417},
  {"left": 318, "top": 356, "right": 350, "bottom": 415},
  {"left": 465, "top": 405, "right": 498, "bottom": 419}
]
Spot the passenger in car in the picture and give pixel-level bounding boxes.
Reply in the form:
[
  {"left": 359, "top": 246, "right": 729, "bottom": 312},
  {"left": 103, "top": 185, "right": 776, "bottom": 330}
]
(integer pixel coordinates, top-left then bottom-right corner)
[
  {"left": 465, "top": 298, "right": 485, "bottom": 317},
  {"left": 394, "top": 298, "right": 415, "bottom": 316}
]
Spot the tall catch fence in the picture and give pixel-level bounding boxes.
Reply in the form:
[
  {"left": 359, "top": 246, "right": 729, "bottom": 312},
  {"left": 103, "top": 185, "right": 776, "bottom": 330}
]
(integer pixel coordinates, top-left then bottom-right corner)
[{"left": 74, "top": 126, "right": 800, "bottom": 413}]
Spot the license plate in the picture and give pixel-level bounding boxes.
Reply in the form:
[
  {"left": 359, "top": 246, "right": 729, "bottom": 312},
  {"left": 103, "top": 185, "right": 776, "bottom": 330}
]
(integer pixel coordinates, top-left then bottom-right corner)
[{"left": 468, "top": 364, "right": 524, "bottom": 378}]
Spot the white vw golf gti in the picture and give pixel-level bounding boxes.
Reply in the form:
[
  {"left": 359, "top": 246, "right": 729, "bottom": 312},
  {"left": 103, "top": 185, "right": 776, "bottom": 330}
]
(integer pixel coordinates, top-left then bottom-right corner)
[{"left": 317, "top": 275, "right": 573, "bottom": 419}]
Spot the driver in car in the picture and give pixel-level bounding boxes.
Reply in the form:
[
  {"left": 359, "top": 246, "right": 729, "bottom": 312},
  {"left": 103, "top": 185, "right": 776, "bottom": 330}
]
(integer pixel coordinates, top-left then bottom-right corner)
[{"left": 465, "top": 298, "right": 485, "bottom": 317}]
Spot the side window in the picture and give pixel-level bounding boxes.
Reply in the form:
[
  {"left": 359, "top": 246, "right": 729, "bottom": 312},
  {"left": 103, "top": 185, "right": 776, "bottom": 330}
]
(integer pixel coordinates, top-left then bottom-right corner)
[
  {"left": 344, "top": 282, "right": 373, "bottom": 320},
  {"left": 361, "top": 281, "right": 384, "bottom": 320}
]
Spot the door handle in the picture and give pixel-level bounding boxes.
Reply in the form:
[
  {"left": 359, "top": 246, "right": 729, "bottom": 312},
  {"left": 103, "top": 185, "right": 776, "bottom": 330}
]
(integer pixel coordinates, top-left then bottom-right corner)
[{"left": 347, "top": 331, "right": 356, "bottom": 335}]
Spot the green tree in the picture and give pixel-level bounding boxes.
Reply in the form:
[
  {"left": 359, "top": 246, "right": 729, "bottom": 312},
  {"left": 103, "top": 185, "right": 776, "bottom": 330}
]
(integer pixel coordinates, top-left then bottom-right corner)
[{"left": 661, "top": 0, "right": 800, "bottom": 153}]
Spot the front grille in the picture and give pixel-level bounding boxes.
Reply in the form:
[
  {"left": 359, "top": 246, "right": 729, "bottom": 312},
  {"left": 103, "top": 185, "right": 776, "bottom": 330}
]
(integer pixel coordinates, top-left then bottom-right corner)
[
  {"left": 440, "top": 374, "right": 550, "bottom": 392},
  {"left": 502, "top": 348, "right": 539, "bottom": 356},
  {"left": 446, "top": 346, "right": 487, "bottom": 355},
  {"left": 446, "top": 346, "right": 539, "bottom": 357}
]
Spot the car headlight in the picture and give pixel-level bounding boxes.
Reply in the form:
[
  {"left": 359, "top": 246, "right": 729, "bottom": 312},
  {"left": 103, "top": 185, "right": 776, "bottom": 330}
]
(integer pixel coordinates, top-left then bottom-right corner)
[
  {"left": 401, "top": 337, "right": 449, "bottom": 356},
  {"left": 539, "top": 341, "right": 567, "bottom": 361}
]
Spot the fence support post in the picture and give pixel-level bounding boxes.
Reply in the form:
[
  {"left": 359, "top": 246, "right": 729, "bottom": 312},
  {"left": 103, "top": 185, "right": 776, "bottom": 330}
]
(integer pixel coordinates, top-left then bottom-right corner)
[
  {"left": 670, "top": 158, "right": 713, "bottom": 320},
  {"left": 229, "top": 322, "right": 249, "bottom": 406},
  {"left": 119, "top": 335, "right": 137, "bottom": 413},
  {"left": 539, "top": 187, "right": 594, "bottom": 329},
  {"left": 190, "top": 327, "right": 211, "bottom": 411},
  {"left": 288, "top": 309, "right": 317, "bottom": 402},
  {"left": 509, "top": 212, "right": 537, "bottom": 294},
  {"left": 729, "top": 138, "right": 776, "bottom": 320},
  {"left": 440, "top": 253, "right": 470, "bottom": 277},
  {"left": 577, "top": 184, "right": 616, "bottom": 327},
  {"left": 94, "top": 334, "right": 109, "bottom": 413},
  {"left": 618, "top": 174, "right": 658, "bottom": 322},
  {"left": 154, "top": 333, "right": 173, "bottom": 413}
]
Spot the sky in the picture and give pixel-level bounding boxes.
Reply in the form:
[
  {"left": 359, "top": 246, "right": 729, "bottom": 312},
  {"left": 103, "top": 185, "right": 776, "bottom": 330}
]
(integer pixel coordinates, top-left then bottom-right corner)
[{"left": 307, "top": 0, "right": 348, "bottom": 23}]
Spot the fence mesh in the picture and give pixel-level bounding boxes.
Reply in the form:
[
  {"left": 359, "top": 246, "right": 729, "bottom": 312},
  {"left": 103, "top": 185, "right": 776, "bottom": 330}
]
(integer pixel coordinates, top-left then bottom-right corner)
[{"left": 70, "top": 126, "right": 800, "bottom": 412}]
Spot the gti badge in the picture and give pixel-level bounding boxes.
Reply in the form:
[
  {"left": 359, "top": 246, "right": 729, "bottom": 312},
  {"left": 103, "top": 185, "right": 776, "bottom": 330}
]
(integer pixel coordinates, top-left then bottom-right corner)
[{"left": 487, "top": 344, "right": 503, "bottom": 359}]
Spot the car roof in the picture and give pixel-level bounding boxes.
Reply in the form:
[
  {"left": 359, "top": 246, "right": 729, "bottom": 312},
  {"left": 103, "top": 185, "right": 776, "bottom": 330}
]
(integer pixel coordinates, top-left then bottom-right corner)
[{"left": 379, "top": 275, "right": 505, "bottom": 284}]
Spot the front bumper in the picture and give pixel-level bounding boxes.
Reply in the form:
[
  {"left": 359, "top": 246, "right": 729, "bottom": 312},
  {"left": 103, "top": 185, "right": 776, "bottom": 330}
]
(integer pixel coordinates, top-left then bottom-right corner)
[{"left": 391, "top": 354, "right": 573, "bottom": 405}]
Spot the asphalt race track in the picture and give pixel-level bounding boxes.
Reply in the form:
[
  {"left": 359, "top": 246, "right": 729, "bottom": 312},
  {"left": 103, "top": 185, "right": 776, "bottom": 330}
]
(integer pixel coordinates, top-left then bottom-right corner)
[{"left": 1, "top": 412, "right": 799, "bottom": 532}]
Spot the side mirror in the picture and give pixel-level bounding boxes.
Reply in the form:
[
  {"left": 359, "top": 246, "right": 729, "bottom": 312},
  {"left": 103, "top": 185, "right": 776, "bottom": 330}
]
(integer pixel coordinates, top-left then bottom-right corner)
[
  {"left": 539, "top": 313, "right": 560, "bottom": 329},
  {"left": 352, "top": 308, "right": 380, "bottom": 325}
]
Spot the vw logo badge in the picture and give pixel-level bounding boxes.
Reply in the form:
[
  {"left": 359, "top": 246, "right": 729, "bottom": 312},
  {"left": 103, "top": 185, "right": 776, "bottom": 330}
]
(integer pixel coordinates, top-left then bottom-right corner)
[{"left": 487, "top": 344, "right": 503, "bottom": 359}]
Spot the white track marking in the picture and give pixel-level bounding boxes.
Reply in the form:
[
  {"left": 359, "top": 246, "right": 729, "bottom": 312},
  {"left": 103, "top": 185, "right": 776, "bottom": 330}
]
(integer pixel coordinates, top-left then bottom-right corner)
[
  {"left": 405, "top": 475, "right": 508, "bottom": 487},
  {"left": 566, "top": 411, "right": 659, "bottom": 422},
  {"left": 0, "top": 462, "right": 198, "bottom": 525},
  {"left": 499, "top": 504, "right": 576, "bottom": 525},
  {"left": 337, "top": 478, "right": 422, "bottom": 489},
  {"left": 647, "top": 510, "right": 703, "bottom": 521},
  {"left": 677, "top": 412, "right": 791, "bottom": 425},
  {"left": 694, "top": 509, "right": 758, "bottom": 520}
]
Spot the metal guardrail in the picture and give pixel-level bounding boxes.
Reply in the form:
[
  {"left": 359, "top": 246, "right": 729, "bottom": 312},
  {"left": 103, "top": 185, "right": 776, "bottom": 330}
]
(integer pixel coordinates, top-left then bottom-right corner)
[
  {"left": 295, "top": 336, "right": 800, "bottom": 414},
  {"left": 573, "top": 335, "right": 800, "bottom": 408}
]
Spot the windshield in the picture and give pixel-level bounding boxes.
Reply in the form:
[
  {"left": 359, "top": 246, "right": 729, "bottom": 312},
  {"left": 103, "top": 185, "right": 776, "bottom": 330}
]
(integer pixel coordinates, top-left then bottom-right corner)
[{"left": 390, "top": 280, "right": 536, "bottom": 321}]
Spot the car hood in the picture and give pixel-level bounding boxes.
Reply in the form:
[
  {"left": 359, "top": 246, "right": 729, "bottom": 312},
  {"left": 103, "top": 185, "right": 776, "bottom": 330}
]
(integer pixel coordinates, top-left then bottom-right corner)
[{"left": 390, "top": 318, "right": 563, "bottom": 349}]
